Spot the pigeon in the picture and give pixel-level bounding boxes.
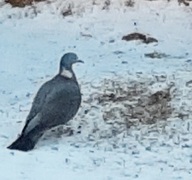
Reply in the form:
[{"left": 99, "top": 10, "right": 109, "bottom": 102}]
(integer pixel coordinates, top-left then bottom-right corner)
[{"left": 7, "top": 52, "right": 83, "bottom": 151}]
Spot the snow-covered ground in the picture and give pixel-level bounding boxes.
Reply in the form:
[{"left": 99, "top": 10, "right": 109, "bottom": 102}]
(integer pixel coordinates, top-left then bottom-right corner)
[{"left": 0, "top": 0, "right": 192, "bottom": 179}]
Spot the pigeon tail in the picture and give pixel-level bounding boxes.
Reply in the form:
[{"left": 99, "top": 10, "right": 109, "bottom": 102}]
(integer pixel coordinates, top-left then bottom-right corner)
[{"left": 7, "top": 133, "right": 41, "bottom": 152}]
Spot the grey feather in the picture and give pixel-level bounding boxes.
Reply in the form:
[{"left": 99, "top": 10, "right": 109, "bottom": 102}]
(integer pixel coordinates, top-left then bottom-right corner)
[{"left": 7, "top": 52, "right": 83, "bottom": 151}]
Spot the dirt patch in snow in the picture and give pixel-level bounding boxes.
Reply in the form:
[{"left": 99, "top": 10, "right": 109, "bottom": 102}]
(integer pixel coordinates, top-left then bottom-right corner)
[
  {"left": 96, "top": 78, "right": 172, "bottom": 126},
  {"left": 122, "top": 32, "right": 158, "bottom": 44},
  {"left": 83, "top": 76, "right": 174, "bottom": 132}
]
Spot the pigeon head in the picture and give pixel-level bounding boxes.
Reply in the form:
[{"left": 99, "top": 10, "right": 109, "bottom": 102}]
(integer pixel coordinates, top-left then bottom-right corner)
[
  {"left": 60, "top": 53, "right": 83, "bottom": 69},
  {"left": 59, "top": 52, "right": 83, "bottom": 78}
]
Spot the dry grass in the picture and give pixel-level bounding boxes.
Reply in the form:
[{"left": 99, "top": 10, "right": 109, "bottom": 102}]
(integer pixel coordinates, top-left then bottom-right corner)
[
  {"left": 93, "top": 78, "right": 173, "bottom": 127},
  {"left": 5, "top": 0, "right": 45, "bottom": 7}
]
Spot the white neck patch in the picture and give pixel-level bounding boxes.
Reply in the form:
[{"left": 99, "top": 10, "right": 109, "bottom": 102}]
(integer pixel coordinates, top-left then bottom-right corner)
[{"left": 61, "top": 69, "right": 73, "bottom": 79}]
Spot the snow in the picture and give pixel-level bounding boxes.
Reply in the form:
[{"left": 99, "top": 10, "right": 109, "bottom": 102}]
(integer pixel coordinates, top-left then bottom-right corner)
[{"left": 0, "top": 0, "right": 192, "bottom": 179}]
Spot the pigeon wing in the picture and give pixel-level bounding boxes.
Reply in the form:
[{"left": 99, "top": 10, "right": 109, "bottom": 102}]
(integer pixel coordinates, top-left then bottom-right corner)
[
  {"left": 22, "top": 77, "right": 80, "bottom": 135},
  {"left": 26, "top": 80, "right": 53, "bottom": 122},
  {"left": 21, "top": 79, "right": 55, "bottom": 135}
]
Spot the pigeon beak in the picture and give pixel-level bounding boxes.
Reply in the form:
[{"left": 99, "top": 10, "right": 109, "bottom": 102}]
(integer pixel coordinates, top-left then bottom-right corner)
[{"left": 76, "top": 60, "right": 84, "bottom": 63}]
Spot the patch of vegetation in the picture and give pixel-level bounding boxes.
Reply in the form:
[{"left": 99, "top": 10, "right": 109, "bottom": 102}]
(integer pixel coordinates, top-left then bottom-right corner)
[
  {"left": 122, "top": 32, "right": 158, "bottom": 44},
  {"left": 5, "top": 0, "right": 45, "bottom": 7},
  {"left": 102, "top": 0, "right": 111, "bottom": 10},
  {"left": 178, "top": 0, "right": 190, "bottom": 6},
  {"left": 96, "top": 78, "right": 173, "bottom": 127},
  {"left": 125, "top": 0, "right": 135, "bottom": 7},
  {"left": 145, "top": 51, "right": 170, "bottom": 59},
  {"left": 61, "top": 4, "right": 73, "bottom": 17}
]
